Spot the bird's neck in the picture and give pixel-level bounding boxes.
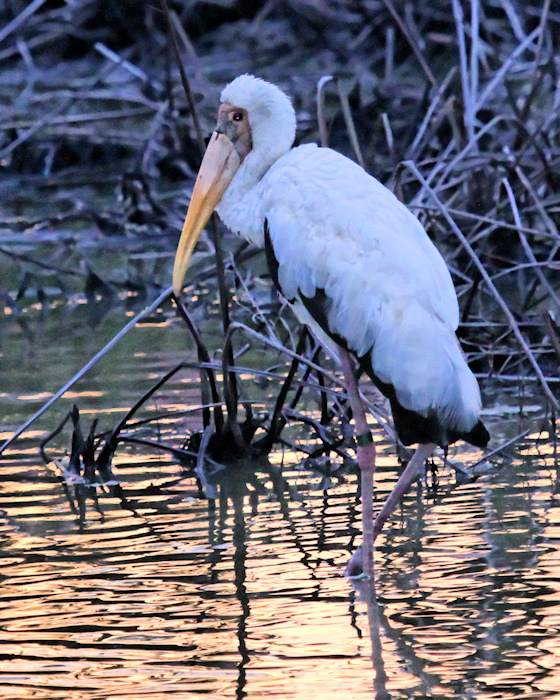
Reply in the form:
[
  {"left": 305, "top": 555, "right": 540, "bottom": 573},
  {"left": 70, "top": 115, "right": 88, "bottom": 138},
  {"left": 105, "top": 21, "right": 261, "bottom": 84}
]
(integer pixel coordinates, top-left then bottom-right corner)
[{"left": 217, "top": 144, "right": 286, "bottom": 246}]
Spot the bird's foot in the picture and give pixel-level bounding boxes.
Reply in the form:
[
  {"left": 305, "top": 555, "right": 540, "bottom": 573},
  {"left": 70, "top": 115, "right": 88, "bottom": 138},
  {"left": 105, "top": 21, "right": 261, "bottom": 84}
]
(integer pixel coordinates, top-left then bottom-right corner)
[{"left": 345, "top": 545, "right": 374, "bottom": 578}]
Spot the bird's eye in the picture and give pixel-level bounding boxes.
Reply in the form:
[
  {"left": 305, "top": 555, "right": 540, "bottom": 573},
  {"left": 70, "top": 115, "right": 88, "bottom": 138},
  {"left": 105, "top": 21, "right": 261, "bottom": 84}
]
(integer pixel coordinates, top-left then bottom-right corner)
[{"left": 232, "top": 111, "right": 244, "bottom": 122}]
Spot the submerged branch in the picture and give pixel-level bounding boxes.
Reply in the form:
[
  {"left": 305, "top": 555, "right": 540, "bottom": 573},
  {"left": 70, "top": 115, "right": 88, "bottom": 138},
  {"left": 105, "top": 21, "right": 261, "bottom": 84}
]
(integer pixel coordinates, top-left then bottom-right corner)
[{"left": 0, "top": 287, "right": 173, "bottom": 455}]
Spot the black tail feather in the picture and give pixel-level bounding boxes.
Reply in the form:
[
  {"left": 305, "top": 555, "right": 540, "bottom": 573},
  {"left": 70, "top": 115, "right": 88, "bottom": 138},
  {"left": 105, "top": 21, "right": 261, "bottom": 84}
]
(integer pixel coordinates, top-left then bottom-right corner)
[{"left": 463, "top": 419, "right": 490, "bottom": 448}]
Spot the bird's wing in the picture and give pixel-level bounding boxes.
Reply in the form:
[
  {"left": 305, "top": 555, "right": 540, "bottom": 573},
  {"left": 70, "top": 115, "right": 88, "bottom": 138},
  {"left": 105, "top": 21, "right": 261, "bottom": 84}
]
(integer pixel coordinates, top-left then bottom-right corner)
[{"left": 262, "top": 145, "right": 480, "bottom": 428}]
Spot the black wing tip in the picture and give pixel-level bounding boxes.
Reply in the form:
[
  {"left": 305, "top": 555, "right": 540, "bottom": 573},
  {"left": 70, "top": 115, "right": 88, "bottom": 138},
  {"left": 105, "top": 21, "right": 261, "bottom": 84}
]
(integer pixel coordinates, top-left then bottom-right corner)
[
  {"left": 262, "top": 229, "right": 492, "bottom": 452},
  {"left": 464, "top": 420, "right": 490, "bottom": 448}
]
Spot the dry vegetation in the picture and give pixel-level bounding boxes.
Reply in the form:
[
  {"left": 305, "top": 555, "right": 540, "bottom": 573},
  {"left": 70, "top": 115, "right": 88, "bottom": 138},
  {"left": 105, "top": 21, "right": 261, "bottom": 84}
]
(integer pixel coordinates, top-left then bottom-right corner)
[{"left": 1, "top": 0, "right": 559, "bottom": 492}]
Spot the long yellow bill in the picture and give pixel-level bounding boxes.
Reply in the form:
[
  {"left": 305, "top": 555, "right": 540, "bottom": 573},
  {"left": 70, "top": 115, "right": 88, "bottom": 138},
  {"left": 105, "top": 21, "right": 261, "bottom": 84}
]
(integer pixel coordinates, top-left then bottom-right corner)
[{"left": 172, "top": 132, "right": 241, "bottom": 296}]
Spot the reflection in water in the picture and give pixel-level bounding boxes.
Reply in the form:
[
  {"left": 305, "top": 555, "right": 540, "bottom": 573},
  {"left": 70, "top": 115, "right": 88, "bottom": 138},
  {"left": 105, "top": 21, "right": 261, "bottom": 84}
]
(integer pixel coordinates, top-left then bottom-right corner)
[
  {"left": 230, "top": 479, "right": 251, "bottom": 699},
  {"left": 0, "top": 435, "right": 560, "bottom": 698},
  {"left": 1, "top": 308, "right": 560, "bottom": 698},
  {"left": 349, "top": 578, "right": 390, "bottom": 699}
]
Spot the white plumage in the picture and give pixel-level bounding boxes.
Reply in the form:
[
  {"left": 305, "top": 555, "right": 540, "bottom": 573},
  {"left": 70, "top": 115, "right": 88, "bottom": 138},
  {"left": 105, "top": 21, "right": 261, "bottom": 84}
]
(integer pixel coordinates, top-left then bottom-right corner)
[
  {"left": 173, "top": 74, "right": 488, "bottom": 450},
  {"left": 172, "top": 74, "right": 489, "bottom": 569},
  {"left": 214, "top": 76, "right": 483, "bottom": 443}
]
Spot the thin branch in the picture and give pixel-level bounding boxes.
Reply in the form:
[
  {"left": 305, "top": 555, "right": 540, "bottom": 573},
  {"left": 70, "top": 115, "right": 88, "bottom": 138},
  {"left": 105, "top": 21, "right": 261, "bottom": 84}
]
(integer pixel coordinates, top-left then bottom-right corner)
[
  {"left": 0, "top": 287, "right": 173, "bottom": 455},
  {"left": 403, "top": 160, "right": 560, "bottom": 411}
]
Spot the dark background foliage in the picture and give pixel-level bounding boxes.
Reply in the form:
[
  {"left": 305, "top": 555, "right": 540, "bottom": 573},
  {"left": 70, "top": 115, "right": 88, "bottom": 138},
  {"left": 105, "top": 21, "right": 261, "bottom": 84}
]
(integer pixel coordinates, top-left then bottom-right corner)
[{"left": 1, "top": 0, "right": 559, "bottom": 396}]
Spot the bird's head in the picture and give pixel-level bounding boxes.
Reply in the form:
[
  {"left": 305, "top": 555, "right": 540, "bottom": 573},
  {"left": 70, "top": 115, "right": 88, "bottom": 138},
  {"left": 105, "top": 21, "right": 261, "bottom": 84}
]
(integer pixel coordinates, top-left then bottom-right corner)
[{"left": 172, "top": 75, "right": 296, "bottom": 297}]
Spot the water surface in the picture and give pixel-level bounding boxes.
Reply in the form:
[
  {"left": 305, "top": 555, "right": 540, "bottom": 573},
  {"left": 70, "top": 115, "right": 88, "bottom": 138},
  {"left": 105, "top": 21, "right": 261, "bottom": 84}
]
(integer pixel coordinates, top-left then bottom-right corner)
[{"left": 0, "top": 298, "right": 559, "bottom": 699}]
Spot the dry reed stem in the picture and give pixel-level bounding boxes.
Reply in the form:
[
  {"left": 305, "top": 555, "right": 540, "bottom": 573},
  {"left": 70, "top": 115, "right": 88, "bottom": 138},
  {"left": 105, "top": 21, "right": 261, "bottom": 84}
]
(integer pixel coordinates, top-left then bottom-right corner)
[{"left": 1, "top": 0, "right": 559, "bottom": 463}]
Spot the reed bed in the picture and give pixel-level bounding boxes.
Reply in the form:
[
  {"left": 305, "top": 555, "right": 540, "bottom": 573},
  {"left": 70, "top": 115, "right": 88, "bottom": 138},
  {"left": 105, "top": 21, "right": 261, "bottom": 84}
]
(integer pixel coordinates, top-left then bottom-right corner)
[{"left": 1, "top": 0, "right": 559, "bottom": 497}]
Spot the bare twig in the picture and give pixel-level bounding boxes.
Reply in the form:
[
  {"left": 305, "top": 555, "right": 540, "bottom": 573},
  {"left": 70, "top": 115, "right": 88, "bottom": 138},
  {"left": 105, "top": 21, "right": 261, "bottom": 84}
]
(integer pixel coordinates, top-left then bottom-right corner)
[
  {"left": 380, "top": 0, "right": 436, "bottom": 86},
  {"left": 0, "top": 0, "right": 49, "bottom": 44},
  {"left": 404, "top": 161, "right": 560, "bottom": 411},
  {"left": 0, "top": 287, "right": 173, "bottom": 455}
]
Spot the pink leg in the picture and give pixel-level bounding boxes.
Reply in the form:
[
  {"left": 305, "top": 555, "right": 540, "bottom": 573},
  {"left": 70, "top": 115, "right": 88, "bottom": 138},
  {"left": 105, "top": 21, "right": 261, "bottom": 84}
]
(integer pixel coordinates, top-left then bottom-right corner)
[
  {"left": 339, "top": 350, "right": 375, "bottom": 578},
  {"left": 372, "top": 441, "right": 436, "bottom": 541}
]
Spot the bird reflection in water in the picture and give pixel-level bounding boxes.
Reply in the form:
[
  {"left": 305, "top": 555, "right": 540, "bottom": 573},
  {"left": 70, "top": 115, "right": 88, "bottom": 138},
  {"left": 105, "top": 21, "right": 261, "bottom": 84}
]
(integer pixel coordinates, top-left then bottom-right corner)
[{"left": 212, "top": 464, "right": 443, "bottom": 700}]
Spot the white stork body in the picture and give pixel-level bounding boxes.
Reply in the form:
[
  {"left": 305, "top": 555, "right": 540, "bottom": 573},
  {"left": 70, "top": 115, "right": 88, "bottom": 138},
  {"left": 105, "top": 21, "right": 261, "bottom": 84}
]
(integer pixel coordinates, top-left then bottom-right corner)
[
  {"left": 172, "top": 75, "right": 488, "bottom": 567},
  {"left": 217, "top": 141, "right": 483, "bottom": 444}
]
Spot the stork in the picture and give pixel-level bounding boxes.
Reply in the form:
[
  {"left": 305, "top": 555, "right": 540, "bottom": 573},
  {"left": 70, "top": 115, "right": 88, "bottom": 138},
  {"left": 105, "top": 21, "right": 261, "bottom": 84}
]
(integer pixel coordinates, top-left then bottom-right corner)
[{"left": 172, "top": 75, "right": 489, "bottom": 576}]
